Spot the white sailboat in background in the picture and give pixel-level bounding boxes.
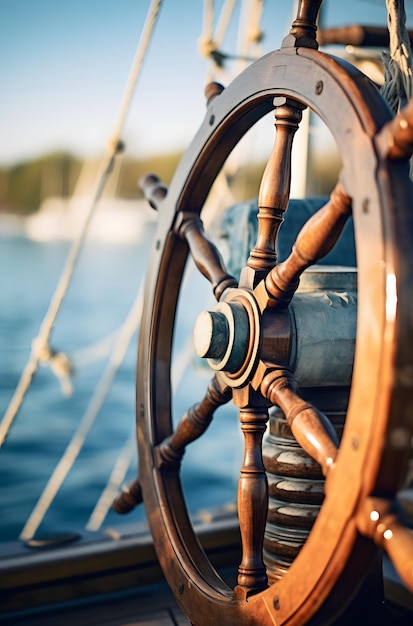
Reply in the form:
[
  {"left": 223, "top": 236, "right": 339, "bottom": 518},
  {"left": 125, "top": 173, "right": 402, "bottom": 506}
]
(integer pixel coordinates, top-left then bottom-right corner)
[{"left": 23, "top": 153, "right": 157, "bottom": 244}]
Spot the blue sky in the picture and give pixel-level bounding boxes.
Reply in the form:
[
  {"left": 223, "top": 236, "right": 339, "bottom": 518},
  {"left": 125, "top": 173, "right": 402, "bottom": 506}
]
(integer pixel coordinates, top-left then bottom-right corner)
[{"left": 1, "top": 0, "right": 404, "bottom": 165}]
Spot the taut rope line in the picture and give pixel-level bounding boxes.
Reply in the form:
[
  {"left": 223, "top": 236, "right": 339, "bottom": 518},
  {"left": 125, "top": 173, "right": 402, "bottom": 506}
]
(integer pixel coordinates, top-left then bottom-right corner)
[
  {"left": 20, "top": 281, "right": 145, "bottom": 541},
  {"left": 0, "top": 0, "right": 164, "bottom": 449},
  {"left": 381, "top": 0, "right": 413, "bottom": 112},
  {"left": 381, "top": 0, "right": 413, "bottom": 177},
  {"left": 198, "top": 0, "right": 263, "bottom": 73}
]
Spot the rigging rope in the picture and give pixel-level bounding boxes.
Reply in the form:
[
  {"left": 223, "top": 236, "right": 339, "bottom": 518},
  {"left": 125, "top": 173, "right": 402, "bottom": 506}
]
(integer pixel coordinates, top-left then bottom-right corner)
[
  {"left": 19, "top": 281, "right": 145, "bottom": 541},
  {"left": 237, "top": 0, "right": 263, "bottom": 61},
  {"left": 70, "top": 328, "right": 120, "bottom": 368},
  {"left": 198, "top": 0, "right": 236, "bottom": 60},
  {"left": 381, "top": 0, "right": 413, "bottom": 111},
  {"left": 86, "top": 428, "right": 137, "bottom": 532},
  {"left": 19, "top": 0, "right": 263, "bottom": 534},
  {"left": 198, "top": 0, "right": 262, "bottom": 69},
  {"left": 0, "top": 0, "right": 164, "bottom": 449}
]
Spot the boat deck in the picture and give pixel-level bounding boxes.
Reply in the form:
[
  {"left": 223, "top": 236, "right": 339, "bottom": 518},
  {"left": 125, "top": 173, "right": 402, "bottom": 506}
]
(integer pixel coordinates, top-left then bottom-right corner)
[
  {"left": 4, "top": 570, "right": 413, "bottom": 626},
  {"left": 1, "top": 515, "right": 412, "bottom": 626},
  {"left": 5, "top": 581, "right": 190, "bottom": 626},
  {"left": 0, "top": 516, "right": 238, "bottom": 626}
]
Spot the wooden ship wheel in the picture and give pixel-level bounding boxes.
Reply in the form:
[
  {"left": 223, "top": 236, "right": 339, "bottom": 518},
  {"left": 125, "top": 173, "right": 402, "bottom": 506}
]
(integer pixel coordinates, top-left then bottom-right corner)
[{"left": 125, "top": 1, "right": 413, "bottom": 624}]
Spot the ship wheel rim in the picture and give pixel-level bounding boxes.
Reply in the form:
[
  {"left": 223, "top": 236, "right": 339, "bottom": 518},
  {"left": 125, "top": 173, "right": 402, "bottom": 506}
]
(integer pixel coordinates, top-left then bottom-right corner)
[{"left": 137, "top": 46, "right": 413, "bottom": 625}]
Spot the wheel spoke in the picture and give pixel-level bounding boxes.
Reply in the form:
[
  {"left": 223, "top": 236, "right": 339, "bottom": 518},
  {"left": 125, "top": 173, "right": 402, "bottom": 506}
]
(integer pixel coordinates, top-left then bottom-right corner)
[
  {"left": 282, "top": 0, "right": 323, "bottom": 49},
  {"left": 256, "top": 183, "right": 352, "bottom": 309},
  {"left": 175, "top": 212, "right": 237, "bottom": 300},
  {"left": 155, "top": 374, "right": 232, "bottom": 470},
  {"left": 243, "top": 99, "right": 305, "bottom": 287},
  {"left": 112, "top": 477, "right": 143, "bottom": 514},
  {"left": 234, "top": 405, "right": 269, "bottom": 599},
  {"left": 114, "top": 376, "right": 232, "bottom": 512},
  {"left": 139, "top": 173, "right": 168, "bottom": 210},
  {"left": 260, "top": 368, "right": 339, "bottom": 476}
]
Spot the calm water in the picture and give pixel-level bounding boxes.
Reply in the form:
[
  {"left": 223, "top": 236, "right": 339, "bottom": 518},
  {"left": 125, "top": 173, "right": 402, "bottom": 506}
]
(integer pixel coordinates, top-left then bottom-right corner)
[{"left": 0, "top": 228, "right": 240, "bottom": 543}]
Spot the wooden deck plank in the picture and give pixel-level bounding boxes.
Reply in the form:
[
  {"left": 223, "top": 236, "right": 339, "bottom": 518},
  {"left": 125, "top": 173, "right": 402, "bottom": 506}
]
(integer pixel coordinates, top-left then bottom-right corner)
[{"left": 0, "top": 581, "right": 191, "bottom": 625}]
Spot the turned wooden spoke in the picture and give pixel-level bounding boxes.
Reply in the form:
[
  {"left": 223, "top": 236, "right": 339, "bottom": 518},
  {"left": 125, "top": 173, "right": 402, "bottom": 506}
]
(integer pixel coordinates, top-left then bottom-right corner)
[
  {"left": 155, "top": 375, "right": 232, "bottom": 471},
  {"left": 112, "top": 476, "right": 143, "bottom": 514},
  {"left": 261, "top": 368, "right": 339, "bottom": 476},
  {"left": 176, "top": 212, "right": 237, "bottom": 300},
  {"left": 234, "top": 406, "right": 269, "bottom": 599},
  {"left": 114, "top": 376, "right": 231, "bottom": 512},
  {"left": 139, "top": 173, "right": 168, "bottom": 210},
  {"left": 356, "top": 496, "right": 413, "bottom": 593},
  {"left": 380, "top": 97, "right": 413, "bottom": 160},
  {"left": 245, "top": 99, "right": 304, "bottom": 284},
  {"left": 262, "top": 183, "right": 352, "bottom": 308},
  {"left": 204, "top": 81, "right": 225, "bottom": 105},
  {"left": 282, "top": 0, "right": 323, "bottom": 49}
]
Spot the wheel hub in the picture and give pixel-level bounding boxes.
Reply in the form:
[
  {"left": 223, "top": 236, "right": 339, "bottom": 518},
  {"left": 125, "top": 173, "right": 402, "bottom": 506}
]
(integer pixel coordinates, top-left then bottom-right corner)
[
  {"left": 193, "top": 269, "right": 358, "bottom": 390},
  {"left": 193, "top": 302, "right": 250, "bottom": 372},
  {"left": 193, "top": 289, "right": 263, "bottom": 387}
]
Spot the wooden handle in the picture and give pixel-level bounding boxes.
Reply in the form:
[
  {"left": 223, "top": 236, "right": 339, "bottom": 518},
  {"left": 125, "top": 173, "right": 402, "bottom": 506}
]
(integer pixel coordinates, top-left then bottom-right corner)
[
  {"left": 205, "top": 81, "right": 225, "bottom": 105},
  {"left": 282, "top": 0, "right": 323, "bottom": 49},
  {"left": 112, "top": 477, "right": 143, "bottom": 514},
  {"left": 176, "top": 212, "right": 237, "bottom": 300},
  {"left": 155, "top": 375, "right": 232, "bottom": 470},
  {"left": 357, "top": 496, "right": 413, "bottom": 593},
  {"left": 318, "top": 25, "right": 413, "bottom": 48},
  {"left": 384, "top": 98, "right": 413, "bottom": 160},
  {"left": 139, "top": 173, "right": 168, "bottom": 210}
]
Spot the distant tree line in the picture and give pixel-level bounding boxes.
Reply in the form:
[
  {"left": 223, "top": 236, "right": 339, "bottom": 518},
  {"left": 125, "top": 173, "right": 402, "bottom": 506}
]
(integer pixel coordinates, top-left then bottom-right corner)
[
  {"left": 0, "top": 151, "right": 183, "bottom": 215},
  {"left": 0, "top": 148, "right": 339, "bottom": 216},
  {"left": 0, "top": 150, "right": 272, "bottom": 216}
]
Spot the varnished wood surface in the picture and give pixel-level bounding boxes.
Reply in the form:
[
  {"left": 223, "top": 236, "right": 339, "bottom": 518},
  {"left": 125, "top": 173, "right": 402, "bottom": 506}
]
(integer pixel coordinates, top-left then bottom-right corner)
[
  {"left": 136, "top": 38, "right": 413, "bottom": 624},
  {"left": 318, "top": 24, "right": 413, "bottom": 48},
  {"left": 135, "top": 0, "right": 413, "bottom": 621}
]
